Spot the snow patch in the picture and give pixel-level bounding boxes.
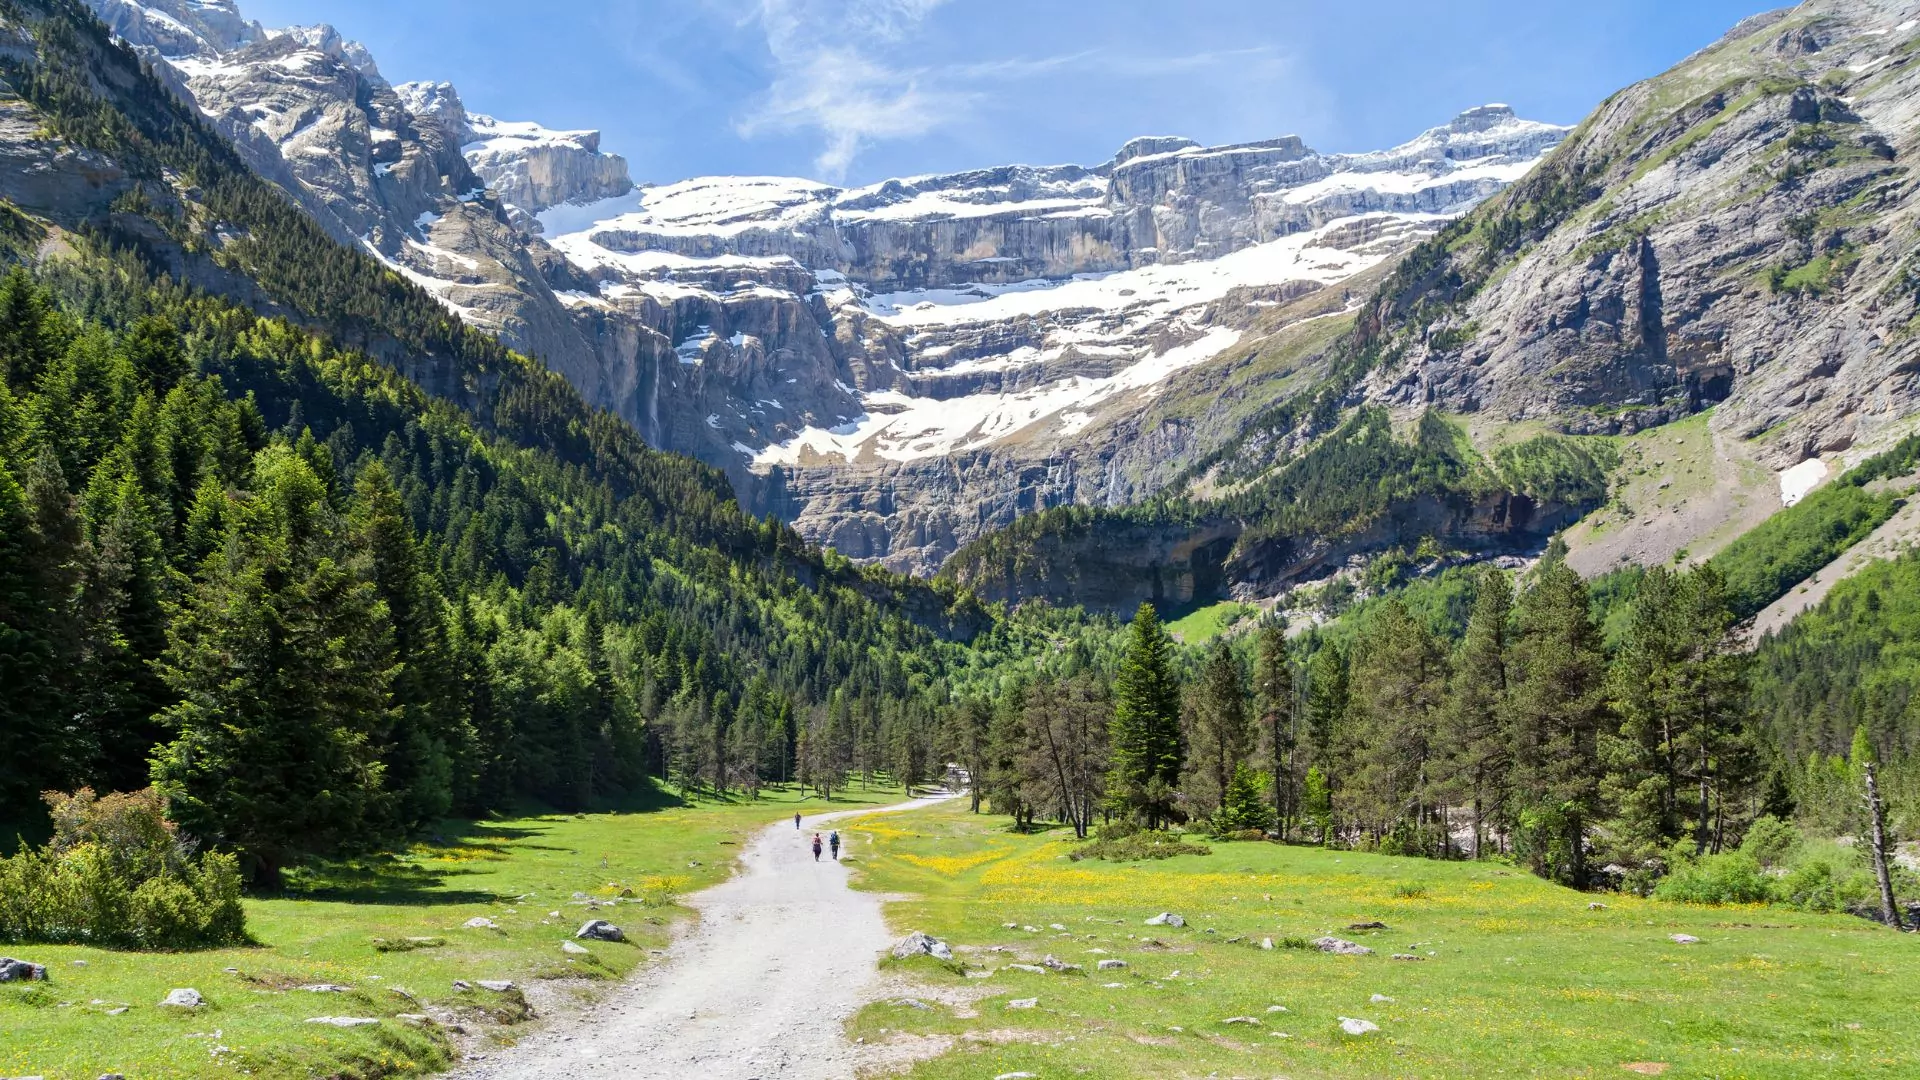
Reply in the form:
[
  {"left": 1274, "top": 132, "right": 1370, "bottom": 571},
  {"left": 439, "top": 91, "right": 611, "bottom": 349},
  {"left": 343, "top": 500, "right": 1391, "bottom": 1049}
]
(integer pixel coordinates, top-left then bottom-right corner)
[{"left": 1779, "top": 458, "right": 1829, "bottom": 507}]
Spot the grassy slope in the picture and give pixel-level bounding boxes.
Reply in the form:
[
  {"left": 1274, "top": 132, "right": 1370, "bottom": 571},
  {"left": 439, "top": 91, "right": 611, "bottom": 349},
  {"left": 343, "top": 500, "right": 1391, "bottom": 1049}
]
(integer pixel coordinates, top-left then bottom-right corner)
[
  {"left": 843, "top": 800, "right": 1920, "bottom": 1080},
  {"left": 0, "top": 784, "right": 909, "bottom": 1080}
]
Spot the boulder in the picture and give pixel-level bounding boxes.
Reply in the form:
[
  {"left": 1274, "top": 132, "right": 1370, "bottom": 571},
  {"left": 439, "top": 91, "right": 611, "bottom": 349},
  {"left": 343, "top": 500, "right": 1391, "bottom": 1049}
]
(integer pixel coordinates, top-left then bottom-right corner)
[
  {"left": 1144, "top": 912, "right": 1185, "bottom": 928},
  {"left": 1312, "top": 936, "right": 1374, "bottom": 956},
  {"left": 1588, "top": 902, "right": 1609, "bottom": 910},
  {"left": 890, "top": 931, "right": 954, "bottom": 961},
  {"left": 561, "top": 941, "right": 591, "bottom": 955},
  {"left": 0, "top": 958, "right": 47, "bottom": 982},
  {"left": 463, "top": 917, "right": 498, "bottom": 929},
  {"left": 1670, "top": 933, "right": 1700, "bottom": 944},
  {"left": 1096, "top": 959, "right": 1128, "bottom": 971},
  {"left": 1370, "top": 993, "right": 1394, "bottom": 1003},
  {"left": 1222, "top": 1015, "right": 1261, "bottom": 1025},
  {"left": 305, "top": 1016, "right": 380, "bottom": 1027},
  {"left": 1339, "top": 1016, "right": 1380, "bottom": 1035},
  {"left": 1260, "top": 937, "right": 1274, "bottom": 950},
  {"left": 577, "top": 920, "right": 628, "bottom": 943},
  {"left": 477, "top": 980, "right": 515, "bottom": 992},
  {"left": 1005, "top": 963, "right": 1046, "bottom": 974},
  {"left": 159, "top": 988, "right": 203, "bottom": 1008},
  {"left": 1006, "top": 997, "right": 1038, "bottom": 1009},
  {"left": 1040, "top": 955, "right": 1082, "bottom": 973}
]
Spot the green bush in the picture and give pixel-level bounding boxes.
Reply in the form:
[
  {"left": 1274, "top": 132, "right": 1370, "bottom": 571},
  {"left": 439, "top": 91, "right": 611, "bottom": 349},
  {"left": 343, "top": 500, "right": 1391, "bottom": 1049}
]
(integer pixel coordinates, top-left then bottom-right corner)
[
  {"left": 1738, "top": 815, "right": 1802, "bottom": 870},
  {"left": 1652, "top": 850, "right": 1773, "bottom": 905},
  {"left": 1069, "top": 830, "right": 1212, "bottom": 862},
  {"left": 0, "top": 789, "right": 248, "bottom": 949}
]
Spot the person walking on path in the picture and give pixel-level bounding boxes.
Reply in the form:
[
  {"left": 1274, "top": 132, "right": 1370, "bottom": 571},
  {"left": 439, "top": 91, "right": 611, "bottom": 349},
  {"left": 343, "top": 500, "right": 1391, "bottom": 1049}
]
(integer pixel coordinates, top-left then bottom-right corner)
[
  {"left": 794, "top": 812, "right": 801, "bottom": 830},
  {"left": 811, "top": 833, "right": 823, "bottom": 861},
  {"left": 829, "top": 831, "right": 841, "bottom": 860}
]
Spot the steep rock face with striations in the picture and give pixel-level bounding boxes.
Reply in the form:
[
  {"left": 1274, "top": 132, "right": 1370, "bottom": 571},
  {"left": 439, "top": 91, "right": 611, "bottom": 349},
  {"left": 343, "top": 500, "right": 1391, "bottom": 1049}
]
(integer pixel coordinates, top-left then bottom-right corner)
[
  {"left": 81, "top": 0, "right": 1569, "bottom": 578},
  {"left": 945, "top": 0, "right": 1920, "bottom": 613}
]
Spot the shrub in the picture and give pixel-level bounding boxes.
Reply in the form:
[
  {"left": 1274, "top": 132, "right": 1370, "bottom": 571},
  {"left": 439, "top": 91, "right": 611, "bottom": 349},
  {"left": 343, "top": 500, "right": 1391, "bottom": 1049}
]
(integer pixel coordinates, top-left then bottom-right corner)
[
  {"left": 1069, "top": 830, "right": 1212, "bottom": 862},
  {"left": 0, "top": 789, "right": 248, "bottom": 949},
  {"left": 1738, "top": 815, "right": 1802, "bottom": 870},
  {"left": 1652, "top": 850, "right": 1773, "bottom": 905},
  {"left": 1391, "top": 882, "right": 1431, "bottom": 900}
]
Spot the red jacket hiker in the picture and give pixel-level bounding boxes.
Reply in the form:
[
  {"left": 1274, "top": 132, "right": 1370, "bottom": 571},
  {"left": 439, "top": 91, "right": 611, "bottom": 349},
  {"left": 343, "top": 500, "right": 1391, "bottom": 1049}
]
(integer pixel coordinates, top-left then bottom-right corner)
[{"left": 811, "top": 834, "right": 822, "bottom": 861}]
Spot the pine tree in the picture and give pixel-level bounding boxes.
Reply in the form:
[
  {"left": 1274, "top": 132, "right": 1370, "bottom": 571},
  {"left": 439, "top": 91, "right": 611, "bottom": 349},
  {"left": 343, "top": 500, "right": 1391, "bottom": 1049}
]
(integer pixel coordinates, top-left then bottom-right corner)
[
  {"left": 1344, "top": 599, "right": 1447, "bottom": 848},
  {"left": 150, "top": 448, "right": 397, "bottom": 885},
  {"left": 1251, "top": 623, "right": 1296, "bottom": 836},
  {"left": 1106, "top": 603, "right": 1183, "bottom": 828},
  {"left": 1215, "top": 762, "right": 1276, "bottom": 836},
  {"left": 1182, "top": 638, "right": 1251, "bottom": 822},
  {"left": 1507, "top": 543, "right": 1609, "bottom": 886},
  {"left": 1440, "top": 567, "right": 1513, "bottom": 856}
]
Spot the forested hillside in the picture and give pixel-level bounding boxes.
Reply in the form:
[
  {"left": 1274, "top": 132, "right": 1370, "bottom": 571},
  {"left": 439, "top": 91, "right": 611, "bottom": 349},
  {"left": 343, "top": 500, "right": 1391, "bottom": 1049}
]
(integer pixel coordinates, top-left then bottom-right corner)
[{"left": 0, "top": 0, "right": 1044, "bottom": 882}]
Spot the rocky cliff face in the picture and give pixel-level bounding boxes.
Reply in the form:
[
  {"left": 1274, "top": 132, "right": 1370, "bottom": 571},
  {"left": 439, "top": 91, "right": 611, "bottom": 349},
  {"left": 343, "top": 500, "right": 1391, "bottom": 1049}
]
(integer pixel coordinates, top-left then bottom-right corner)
[
  {"left": 1352, "top": 0, "right": 1920, "bottom": 571},
  {"left": 82, "top": 0, "right": 1568, "bottom": 578}
]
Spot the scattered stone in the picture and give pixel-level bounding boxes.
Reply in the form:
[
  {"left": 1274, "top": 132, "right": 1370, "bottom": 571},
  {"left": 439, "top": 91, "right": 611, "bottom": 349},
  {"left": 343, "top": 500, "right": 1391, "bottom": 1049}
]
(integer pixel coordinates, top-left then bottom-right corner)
[
  {"left": 0, "top": 958, "right": 48, "bottom": 982},
  {"left": 396, "top": 1013, "right": 431, "bottom": 1024},
  {"left": 299, "top": 984, "right": 352, "bottom": 993},
  {"left": 1021, "top": 925, "right": 1038, "bottom": 933},
  {"left": 1670, "top": 934, "right": 1700, "bottom": 945},
  {"left": 561, "top": 941, "right": 591, "bottom": 955},
  {"left": 1261, "top": 937, "right": 1274, "bottom": 950},
  {"left": 1267, "top": 1005, "right": 1288, "bottom": 1013},
  {"left": 1588, "top": 902, "right": 1609, "bottom": 910},
  {"left": 305, "top": 1016, "right": 379, "bottom": 1027},
  {"left": 1620, "top": 1065, "right": 1670, "bottom": 1076},
  {"left": 452, "top": 980, "right": 473, "bottom": 991},
  {"left": 1006, "top": 997, "right": 1038, "bottom": 1009},
  {"left": 1371, "top": 993, "right": 1394, "bottom": 1003},
  {"left": 463, "top": 917, "right": 498, "bottom": 929},
  {"left": 995, "top": 1073, "right": 1038, "bottom": 1079},
  {"left": 98, "top": 1074, "right": 125, "bottom": 1079},
  {"left": 1144, "top": 912, "right": 1185, "bottom": 928},
  {"left": 160, "top": 988, "right": 203, "bottom": 1008},
  {"left": 1269, "top": 1031, "right": 1293, "bottom": 1038},
  {"left": 1040, "top": 955, "right": 1082, "bottom": 973},
  {"left": 1391, "top": 953, "right": 1427, "bottom": 962},
  {"left": 1096, "top": 959, "right": 1128, "bottom": 971},
  {"left": 1347, "top": 921, "right": 1388, "bottom": 931},
  {"left": 1005, "top": 964, "right": 1046, "bottom": 974},
  {"left": 1312, "top": 936, "right": 1374, "bottom": 956},
  {"left": 889, "top": 931, "right": 953, "bottom": 961},
  {"left": 1002, "top": 922, "right": 1018, "bottom": 929},
  {"left": 1102, "top": 982, "right": 1125, "bottom": 988},
  {"left": 1048, "top": 923, "right": 1067, "bottom": 931},
  {"left": 476, "top": 980, "right": 514, "bottom": 992},
  {"left": 577, "top": 920, "right": 628, "bottom": 943},
  {"left": 891, "top": 998, "right": 932, "bottom": 1010},
  {"left": 106, "top": 1007, "right": 128, "bottom": 1015},
  {"left": 1339, "top": 1016, "right": 1380, "bottom": 1035},
  {"left": 1222, "top": 1015, "right": 1261, "bottom": 1025},
  {"left": 71, "top": 961, "right": 86, "bottom": 968}
]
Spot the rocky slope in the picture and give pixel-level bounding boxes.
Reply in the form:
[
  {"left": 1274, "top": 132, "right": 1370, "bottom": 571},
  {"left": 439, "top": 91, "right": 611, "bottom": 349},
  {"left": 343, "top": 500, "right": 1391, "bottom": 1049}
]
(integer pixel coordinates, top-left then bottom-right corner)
[
  {"left": 79, "top": 0, "right": 1568, "bottom": 575},
  {"left": 948, "top": 0, "right": 1920, "bottom": 614}
]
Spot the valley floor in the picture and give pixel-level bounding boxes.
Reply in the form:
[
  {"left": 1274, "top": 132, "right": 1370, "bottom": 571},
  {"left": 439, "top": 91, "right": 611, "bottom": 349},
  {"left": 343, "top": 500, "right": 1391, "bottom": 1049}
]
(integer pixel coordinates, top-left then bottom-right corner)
[
  {"left": 839, "top": 800, "right": 1920, "bottom": 1079},
  {"left": 0, "top": 784, "right": 912, "bottom": 1080}
]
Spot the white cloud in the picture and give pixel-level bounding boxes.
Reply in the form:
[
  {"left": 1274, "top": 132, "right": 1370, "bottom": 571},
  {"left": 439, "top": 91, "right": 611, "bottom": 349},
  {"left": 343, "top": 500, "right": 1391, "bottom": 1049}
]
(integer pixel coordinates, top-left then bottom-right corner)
[{"left": 736, "top": 0, "right": 964, "bottom": 179}]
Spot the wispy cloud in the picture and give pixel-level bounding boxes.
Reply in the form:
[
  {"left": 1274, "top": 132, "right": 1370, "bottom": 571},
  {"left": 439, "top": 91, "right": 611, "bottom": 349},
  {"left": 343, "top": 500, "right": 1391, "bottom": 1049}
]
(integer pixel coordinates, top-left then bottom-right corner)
[
  {"left": 735, "top": 0, "right": 964, "bottom": 179},
  {"left": 732, "top": 2, "right": 1307, "bottom": 180}
]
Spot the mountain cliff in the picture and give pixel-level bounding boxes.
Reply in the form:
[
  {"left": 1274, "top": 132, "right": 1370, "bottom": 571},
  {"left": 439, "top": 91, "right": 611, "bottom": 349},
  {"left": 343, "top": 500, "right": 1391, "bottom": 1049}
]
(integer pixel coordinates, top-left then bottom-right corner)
[
  {"left": 76, "top": 0, "right": 1568, "bottom": 575},
  {"left": 948, "top": 0, "right": 1920, "bottom": 615}
]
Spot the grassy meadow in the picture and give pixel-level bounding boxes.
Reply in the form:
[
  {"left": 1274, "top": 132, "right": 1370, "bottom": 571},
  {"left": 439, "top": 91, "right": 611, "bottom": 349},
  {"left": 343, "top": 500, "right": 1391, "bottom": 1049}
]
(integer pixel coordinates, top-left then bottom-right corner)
[
  {"left": 843, "top": 799, "right": 1920, "bottom": 1079},
  {"left": 0, "top": 783, "right": 906, "bottom": 1080}
]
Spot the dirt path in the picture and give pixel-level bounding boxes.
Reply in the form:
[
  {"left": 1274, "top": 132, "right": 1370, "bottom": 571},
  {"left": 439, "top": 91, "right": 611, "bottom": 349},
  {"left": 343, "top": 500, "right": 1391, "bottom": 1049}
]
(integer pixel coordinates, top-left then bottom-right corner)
[{"left": 452, "top": 793, "right": 958, "bottom": 1080}]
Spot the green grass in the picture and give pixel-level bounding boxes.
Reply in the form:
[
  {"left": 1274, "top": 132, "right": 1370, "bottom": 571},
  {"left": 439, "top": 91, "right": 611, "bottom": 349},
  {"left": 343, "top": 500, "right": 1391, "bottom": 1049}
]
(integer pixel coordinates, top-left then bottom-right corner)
[
  {"left": 0, "top": 782, "right": 909, "bottom": 1080},
  {"left": 1163, "top": 600, "right": 1257, "bottom": 644},
  {"left": 843, "top": 800, "right": 1920, "bottom": 1079}
]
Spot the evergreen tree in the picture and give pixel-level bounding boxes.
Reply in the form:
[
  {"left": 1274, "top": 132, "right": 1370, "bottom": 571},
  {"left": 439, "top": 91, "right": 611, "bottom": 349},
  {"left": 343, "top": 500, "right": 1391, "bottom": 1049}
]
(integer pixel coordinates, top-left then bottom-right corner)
[
  {"left": 1105, "top": 603, "right": 1183, "bottom": 828},
  {"left": 1215, "top": 762, "right": 1276, "bottom": 836},
  {"left": 150, "top": 448, "right": 396, "bottom": 885},
  {"left": 1182, "top": 638, "right": 1251, "bottom": 822},
  {"left": 1251, "top": 623, "right": 1296, "bottom": 836},
  {"left": 1507, "top": 543, "right": 1609, "bottom": 886},
  {"left": 1343, "top": 599, "right": 1448, "bottom": 848},
  {"left": 1440, "top": 567, "right": 1513, "bottom": 856}
]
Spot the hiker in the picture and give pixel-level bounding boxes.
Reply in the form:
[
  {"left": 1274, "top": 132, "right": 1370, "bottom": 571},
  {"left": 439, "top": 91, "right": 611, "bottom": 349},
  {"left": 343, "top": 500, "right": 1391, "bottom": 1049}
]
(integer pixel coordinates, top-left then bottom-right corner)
[
  {"left": 811, "top": 833, "right": 823, "bottom": 861},
  {"left": 829, "top": 831, "right": 841, "bottom": 860},
  {"left": 794, "top": 812, "right": 801, "bottom": 830}
]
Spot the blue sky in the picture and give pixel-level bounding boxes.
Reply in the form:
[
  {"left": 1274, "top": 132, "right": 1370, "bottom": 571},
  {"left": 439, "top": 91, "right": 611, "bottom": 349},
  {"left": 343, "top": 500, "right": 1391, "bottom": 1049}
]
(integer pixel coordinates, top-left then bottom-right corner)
[{"left": 243, "top": 0, "right": 1770, "bottom": 186}]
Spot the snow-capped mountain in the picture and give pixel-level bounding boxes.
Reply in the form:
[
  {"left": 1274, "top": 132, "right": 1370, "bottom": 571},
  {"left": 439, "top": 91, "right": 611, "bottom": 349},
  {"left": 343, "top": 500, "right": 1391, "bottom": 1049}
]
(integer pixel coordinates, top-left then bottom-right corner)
[{"left": 89, "top": 0, "right": 1569, "bottom": 574}]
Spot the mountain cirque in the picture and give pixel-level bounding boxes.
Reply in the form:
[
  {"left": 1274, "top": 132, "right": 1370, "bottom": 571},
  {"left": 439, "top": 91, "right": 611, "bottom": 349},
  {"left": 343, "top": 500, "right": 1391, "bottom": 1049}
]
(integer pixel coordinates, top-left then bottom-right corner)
[{"left": 83, "top": 0, "right": 1569, "bottom": 574}]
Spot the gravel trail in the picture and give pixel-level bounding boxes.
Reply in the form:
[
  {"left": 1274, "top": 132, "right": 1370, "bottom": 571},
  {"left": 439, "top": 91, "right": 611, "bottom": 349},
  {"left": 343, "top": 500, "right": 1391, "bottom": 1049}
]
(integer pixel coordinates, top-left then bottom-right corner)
[{"left": 453, "top": 793, "right": 958, "bottom": 1080}]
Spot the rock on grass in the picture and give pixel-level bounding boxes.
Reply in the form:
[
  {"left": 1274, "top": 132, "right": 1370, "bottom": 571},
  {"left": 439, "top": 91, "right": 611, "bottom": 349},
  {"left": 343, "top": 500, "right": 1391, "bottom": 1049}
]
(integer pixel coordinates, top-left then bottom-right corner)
[{"left": 1313, "top": 936, "right": 1374, "bottom": 956}]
